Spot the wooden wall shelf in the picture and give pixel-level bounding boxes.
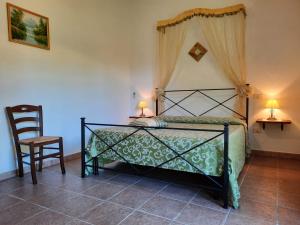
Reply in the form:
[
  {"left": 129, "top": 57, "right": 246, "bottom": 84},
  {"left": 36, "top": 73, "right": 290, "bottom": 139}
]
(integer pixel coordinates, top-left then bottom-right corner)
[
  {"left": 129, "top": 116, "right": 153, "bottom": 119},
  {"left": 256, "top": 119, "right": 291, "bottom": 131}
]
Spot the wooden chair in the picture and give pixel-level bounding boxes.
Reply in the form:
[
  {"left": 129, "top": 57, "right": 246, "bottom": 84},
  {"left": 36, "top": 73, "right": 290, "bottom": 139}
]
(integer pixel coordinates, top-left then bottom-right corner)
[{"left": 6, "top": 105, "right": 65, "bottom": 184}]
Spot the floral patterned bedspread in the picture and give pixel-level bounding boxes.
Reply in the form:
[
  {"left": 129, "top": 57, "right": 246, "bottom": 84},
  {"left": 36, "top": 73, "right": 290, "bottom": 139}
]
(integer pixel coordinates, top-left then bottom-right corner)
[{"left": 86, "top": 122, "right": 246, "bottom": 208}]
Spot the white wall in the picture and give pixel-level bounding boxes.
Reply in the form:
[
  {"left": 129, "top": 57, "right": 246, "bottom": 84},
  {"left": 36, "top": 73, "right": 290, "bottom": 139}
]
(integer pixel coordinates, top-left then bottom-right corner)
[
  {"left": 129, "top": 0, "right": 300, "bottom": 154},
  {"left": 0, "top": 0, "right": 132, "bottom": 175}
]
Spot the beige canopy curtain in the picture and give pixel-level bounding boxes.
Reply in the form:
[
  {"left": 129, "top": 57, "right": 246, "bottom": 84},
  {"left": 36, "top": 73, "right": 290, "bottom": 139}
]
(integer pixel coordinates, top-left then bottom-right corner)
[
  {"left": 155, "top": 21, "right": 188, "bottom": 97},
  {"left": 197, "top": 12, "right": 248, "bottom": 96},
  {"left": 156, "top": 4, "right": 249, "bottom": 113}
]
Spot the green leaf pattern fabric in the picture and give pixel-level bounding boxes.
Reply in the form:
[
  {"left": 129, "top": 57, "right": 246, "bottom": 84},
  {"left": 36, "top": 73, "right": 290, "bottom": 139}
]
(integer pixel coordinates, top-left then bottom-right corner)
[{"left": 86, "top": 122, "right": 246, "bottom": 208}]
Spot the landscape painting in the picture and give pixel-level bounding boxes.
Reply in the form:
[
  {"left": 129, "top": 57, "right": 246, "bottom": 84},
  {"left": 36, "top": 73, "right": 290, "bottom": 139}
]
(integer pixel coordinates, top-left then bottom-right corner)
[{"left": 7, "top": 3, "right": 50, "bottom": 50}]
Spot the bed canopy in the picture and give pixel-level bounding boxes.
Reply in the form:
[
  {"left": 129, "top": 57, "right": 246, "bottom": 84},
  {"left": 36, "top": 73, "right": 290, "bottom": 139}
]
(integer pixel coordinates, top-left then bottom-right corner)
[{"left": 155, "top": 4, "right": 249, "bottom": 102}]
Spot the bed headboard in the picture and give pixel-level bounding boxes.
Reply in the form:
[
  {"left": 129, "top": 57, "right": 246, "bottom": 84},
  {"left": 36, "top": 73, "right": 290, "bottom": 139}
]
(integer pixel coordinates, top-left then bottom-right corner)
[{"left": 155, "top": 84, "right": 250, "bottom": 126}]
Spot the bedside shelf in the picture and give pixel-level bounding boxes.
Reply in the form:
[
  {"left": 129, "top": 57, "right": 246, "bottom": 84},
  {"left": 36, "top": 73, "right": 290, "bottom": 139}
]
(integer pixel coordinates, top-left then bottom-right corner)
[
  {"left": 129, "top": 116, "right": 154, "bottom": 119},
  {"left": 256, "top": 119, "right": 291, "bottom": 131}
]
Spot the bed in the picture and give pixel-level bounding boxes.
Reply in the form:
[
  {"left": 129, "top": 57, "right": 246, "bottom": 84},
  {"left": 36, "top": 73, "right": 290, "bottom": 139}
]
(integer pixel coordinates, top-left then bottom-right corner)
[{"left": 81, "top": 87, "right": 249, "bottom": 209}]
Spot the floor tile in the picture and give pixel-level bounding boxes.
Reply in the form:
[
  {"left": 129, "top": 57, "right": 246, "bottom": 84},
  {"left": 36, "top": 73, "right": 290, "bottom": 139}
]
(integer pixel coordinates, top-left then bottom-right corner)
[
  {"left": 242, "top": 175, "right": 277, "bottom": 192},
  {"left": 141, "top": 195, "right": 186, "bottom": 219},
  {"left": 9, "top": 183, "right": 52, "bottom": 200},
  {"left": 169, "top": 222, "right": 186, "bottom": 225},
  {"left": 279, "top": 179, "right": 300, "bottom": 195},
  {"left": 120, "top": 211, "right": 170, "bottom": 225},
  {"left": 278, "top": 207, "right": 300, "bottom": 225},
  {"left": 1, "top": 156, "right": 299, "bottom": 225},
  {"left": 90, "top": 170, "right": 119, "bottom": 182},
  {"left": 33, "top": 171, "right": 70, "bottom": 188},
  {"left": 246, "top": 165, "right": 277, "bottom": 179},
  {"left": 238, "top": 163, "right": 250, "bottom": 185},
  {"left": 225, "top": 214, "right": 274, "bottom": 225},
  {"left": 65, "top": 164, "right": 81, "bottom": 176},
  {"left": 47, "top": 194, "right": 102, "bottom": 217},
  {"left": 175, "top": 203, "right": 226, "bottom": 225},
  {"left": 132, "top": 177, "right": 168, "bottom": 193},
  {"left": 83, "top": 182, "right": 126, "bottom": 200},
  {"left": 240, "top": 185, "right": 277, "bottom": 205},
  {"left": 61, "top": 176, "right": 100, "bottom": 193},
  {"left": 111, "top": 187, "right": 154, "bottom": 208},
  {"left": 278, "top": 158, "right": 300, "bottom": 171},
  {"left": 107, "top": 173, "right": 141, "bottom": 185},
  {"left": 278, "top": 169, "right": 300, "bottom": 182},
  {"left": 279, "top": 192, "right": 300, "bottom": 210},
  {"left": 0, "top": 201, "right": 45, "bottom": 225},
  {"left": 191, "top": 191, "right": 229, "bottom": 212},
  {"left": 29, "top": 189, "right": 79, "bottom": 207},
  {"left": 66, "top": 219, "right": 91, "bottom": 225},
  {"left": 47, "top": 159, "right": 81, "bottom": 176},
  {"left": 0, "top": 177, "right": 29, "bottom": 194},
  {"left": 160, "top": 184, "right": 198, "bottom": 202},
  {"left": 18, "top": 210, "right": 73, "bottom": 225},
  {"left": 0, "top": 194, "right": 23, "bottom": 210},
  {"left": 231, "top": 199, "right": 276, "bottom": 222},
  {"left": 80, "top": 202, "right": 132, "bottom": 225},
  {"left": 251, "top": 156, "right": 277, "bottom": 168}
]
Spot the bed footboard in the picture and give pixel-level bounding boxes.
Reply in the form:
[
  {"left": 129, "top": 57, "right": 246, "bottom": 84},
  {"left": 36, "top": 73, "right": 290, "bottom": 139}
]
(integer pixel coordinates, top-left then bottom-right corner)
[{"left": 80, "top": 117, "right": 229, "bottom": 208}]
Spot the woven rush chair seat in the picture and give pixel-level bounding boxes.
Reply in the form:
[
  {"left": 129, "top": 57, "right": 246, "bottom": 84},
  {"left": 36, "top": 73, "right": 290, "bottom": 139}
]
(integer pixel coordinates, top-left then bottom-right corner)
[{"left": 18, "top": 136, "right": 61, "bottom": 146}]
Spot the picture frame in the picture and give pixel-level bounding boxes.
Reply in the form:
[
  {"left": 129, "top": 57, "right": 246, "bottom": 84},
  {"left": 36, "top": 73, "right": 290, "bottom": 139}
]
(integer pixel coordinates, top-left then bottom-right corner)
[
  {"left": 6, "top": 3, "right": 50, "bottom": 50},
  {"left": 188, "top": 42, "right": 207, "bottom": 62}
]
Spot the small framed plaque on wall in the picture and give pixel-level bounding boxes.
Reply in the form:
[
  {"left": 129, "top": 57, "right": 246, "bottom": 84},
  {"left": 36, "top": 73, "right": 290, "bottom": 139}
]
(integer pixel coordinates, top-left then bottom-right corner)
[{"left": 188, "top": 42, "right": 207, "bottom": 62}]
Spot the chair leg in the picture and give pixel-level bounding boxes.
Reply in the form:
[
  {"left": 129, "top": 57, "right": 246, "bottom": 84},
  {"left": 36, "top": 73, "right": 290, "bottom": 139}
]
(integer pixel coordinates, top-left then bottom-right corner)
[
  {"left": 29, "top": 144, "right": 37, "bottom": 184},
  {"left": 59, "top": 137, "right": 66, "bottom": 174},
  {"left": 16, "top": 146, "right": 24, "bottom": 177},
  {"left": 38, "top": 146, "right": 43, "bottom": 172}
]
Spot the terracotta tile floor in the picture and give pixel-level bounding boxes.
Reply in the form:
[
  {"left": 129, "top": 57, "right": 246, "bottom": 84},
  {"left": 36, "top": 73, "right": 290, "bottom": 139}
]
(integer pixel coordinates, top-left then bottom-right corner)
[{"left": 0, "top": 156, "right": 299, "bottom": 225}]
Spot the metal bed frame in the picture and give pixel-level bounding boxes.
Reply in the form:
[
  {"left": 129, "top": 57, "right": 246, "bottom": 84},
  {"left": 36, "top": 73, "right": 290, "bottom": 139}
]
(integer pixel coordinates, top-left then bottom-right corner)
[{"left": 81, "top": 85, "right": 249, "bottom": 209}]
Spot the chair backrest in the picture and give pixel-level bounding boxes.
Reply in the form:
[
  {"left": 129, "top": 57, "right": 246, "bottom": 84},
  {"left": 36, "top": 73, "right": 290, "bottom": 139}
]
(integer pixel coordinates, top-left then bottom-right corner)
[{"left": 6, "top": 105, "right": 43, "bottom": 144}]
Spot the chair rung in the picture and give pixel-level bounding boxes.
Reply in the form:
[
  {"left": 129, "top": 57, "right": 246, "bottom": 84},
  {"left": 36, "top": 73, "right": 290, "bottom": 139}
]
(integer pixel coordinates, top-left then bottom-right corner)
[
  {"left": 21, "top": 152, "right": 41, "bottom": 157},
  {"left": 14, "top": 117, "right": 38, "bottom": 124},
  {"left": 23, "top": 161, "right": 31, "bottom": 165},
  {"left": 34, "top": 152, "right": 61, "bottom": 161},
  {"left": 43, "top": 147, "right": 59, "bottom": 150},
  {"left": 17, "top": 127, "right": 40, "bottom": 134}
]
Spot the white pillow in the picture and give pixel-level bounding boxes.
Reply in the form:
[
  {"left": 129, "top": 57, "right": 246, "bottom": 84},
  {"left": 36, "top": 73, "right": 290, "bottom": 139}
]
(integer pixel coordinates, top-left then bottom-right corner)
[{"left": 129, "top": 118, "right": 167, "bottom": 127}]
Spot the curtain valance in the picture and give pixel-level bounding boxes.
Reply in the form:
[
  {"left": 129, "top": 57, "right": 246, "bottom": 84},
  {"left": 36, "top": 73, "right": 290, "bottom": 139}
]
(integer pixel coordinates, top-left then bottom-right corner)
[{"left": 157, "top": 4, "right": 246, "bottom": 31}]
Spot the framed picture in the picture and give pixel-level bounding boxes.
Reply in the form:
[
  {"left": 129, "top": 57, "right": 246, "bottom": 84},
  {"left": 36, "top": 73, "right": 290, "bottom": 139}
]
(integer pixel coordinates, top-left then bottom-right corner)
[
  {"left": 6, "top": 3, "right": 50, "bottom": 50},
  {"left": 188, "top": 42, "right": 207, "bottom": 62}
]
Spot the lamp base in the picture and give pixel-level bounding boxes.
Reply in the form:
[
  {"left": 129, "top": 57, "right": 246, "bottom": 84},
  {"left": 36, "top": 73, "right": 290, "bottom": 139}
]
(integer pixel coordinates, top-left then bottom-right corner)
[
  {"left": 267, "top": 108, "right": 277, "bottom": 120},
  {"left": 139, "top": 107, "right": 146, "bottom": 117}
]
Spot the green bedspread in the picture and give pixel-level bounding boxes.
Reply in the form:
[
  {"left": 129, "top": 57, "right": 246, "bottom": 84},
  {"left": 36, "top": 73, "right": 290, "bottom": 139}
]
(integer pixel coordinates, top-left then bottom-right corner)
[{"left": 86, "top": 117, "right": 246, "bottom": 208}]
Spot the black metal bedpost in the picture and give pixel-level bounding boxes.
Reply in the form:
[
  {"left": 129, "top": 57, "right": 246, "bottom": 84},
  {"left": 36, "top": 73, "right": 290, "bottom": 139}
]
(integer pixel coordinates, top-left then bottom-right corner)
[
  {"left": 155, "top": 88, "right": 158, "bottom": 116},
  {"left": 246, "top": 84, "right": 250, "bottom": 126},
  {"left": 223, "top": 123, "right": 229, "bottom": 209},
  {"left": 81, "top": 117, "right": 86, "bottom": 178},
  {"left": 92, "top": 157, "right": 99, "bottom": 175},
  {"left": 95, "top": 157, "right": 99, "bottom": 175},
  {"left": 246, "top": 97, "right": 249, "bottom": 126},
  {"left": 92, "top": 158, "right": 96, "bottom": 175}
]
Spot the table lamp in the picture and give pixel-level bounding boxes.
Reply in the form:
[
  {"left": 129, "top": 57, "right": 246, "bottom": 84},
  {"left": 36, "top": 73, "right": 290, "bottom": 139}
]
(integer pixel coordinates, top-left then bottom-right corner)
[
  {"left": 266, "top": 99, "right": 279, "bottom": 120},
  {"left": 138, "top": 100, "right": 147, "bottom": 117}
]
